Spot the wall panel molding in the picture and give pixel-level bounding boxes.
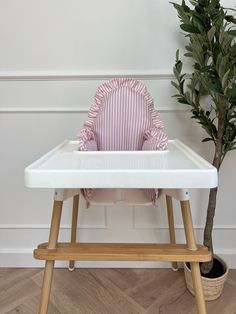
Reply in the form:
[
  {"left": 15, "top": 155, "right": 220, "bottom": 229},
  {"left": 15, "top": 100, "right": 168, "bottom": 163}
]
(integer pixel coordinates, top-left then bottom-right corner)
[
  {"left": 0, "top": 71, "right": 177, "bottom": 81},
  {"left": 0, "top": 71, "right": 189, "bottom": 113},
  {"left": 0, "top": 106, "right": 188, "bottom": 113},
  {"left": 0, "top": 224, "right": 107, "bottom": 230},
  {"left": 0, "top": 223, "right": 235, "bottom": 230}
]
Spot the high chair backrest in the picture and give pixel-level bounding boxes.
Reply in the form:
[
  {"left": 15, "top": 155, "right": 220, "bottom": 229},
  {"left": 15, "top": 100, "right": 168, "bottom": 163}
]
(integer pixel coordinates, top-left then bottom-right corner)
[{"left": 79, "top": 78, "right": 167, "bottom": 151}]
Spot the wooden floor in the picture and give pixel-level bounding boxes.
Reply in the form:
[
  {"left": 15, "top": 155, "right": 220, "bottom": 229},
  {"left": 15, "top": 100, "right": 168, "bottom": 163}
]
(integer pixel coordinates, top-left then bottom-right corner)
[{"left": 0, "top": 268, "right": 236, "bottom": 314}]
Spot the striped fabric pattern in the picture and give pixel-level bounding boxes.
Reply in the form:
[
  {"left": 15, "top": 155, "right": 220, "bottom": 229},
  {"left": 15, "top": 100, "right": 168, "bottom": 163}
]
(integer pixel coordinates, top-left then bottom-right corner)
[{"left": 78, "top": 78, "right": 168, "bottom": 205}]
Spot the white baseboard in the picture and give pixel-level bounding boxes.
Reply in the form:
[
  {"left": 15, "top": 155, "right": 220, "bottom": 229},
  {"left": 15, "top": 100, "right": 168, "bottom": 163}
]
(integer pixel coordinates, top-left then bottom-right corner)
[
  {"left": 1, "top": 223, "right": 236, "bottom": 268},
  {"left": 0, "top": 248, "right": 235, "bottom": 269}
]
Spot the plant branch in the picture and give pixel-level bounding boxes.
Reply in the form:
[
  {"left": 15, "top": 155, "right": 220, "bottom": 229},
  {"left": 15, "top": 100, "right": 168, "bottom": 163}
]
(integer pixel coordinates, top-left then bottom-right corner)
[{"left": 223, "top": 7, "right": 236, "bottom": 12}]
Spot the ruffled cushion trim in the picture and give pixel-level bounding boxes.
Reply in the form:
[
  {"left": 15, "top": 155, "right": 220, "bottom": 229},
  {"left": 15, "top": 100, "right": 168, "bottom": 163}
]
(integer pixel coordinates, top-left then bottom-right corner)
[
  {"left": 78, "top": 78, "right": 168, "bottom": 151},
  {"left": 143, "top": 128, "right": 168, "bottom": 151}
]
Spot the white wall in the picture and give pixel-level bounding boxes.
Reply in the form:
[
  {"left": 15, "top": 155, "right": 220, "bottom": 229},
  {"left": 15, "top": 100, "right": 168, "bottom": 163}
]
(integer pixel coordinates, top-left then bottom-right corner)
[{"left": 0, "top": 0, "right": 235, "bottom": 268}]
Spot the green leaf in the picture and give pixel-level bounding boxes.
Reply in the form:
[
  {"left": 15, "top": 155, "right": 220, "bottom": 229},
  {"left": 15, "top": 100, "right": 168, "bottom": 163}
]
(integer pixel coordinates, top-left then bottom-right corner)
[
  {"left": 194, "top": 63, "right": 201, "bottom": 70},
  {"left": 171, "top": 2, "right": 191, "bottom": 23},
  {"left": 170, "top": 2, "right": 182, "bottom": 10},
  {"left": 209, "top": 0, "right": 220, "bottom": 10},
  {"left": 228, "top": 84, "right": 236, "bottom": 102},
  {"left": 185, "top": 45, "right": 193, "bottom": 52},
  {"left": 182, "top": 0, "right": 190, "bottom": 12},
  {"left": 207, "top": 26, "right": 216, "bottom": 42},
  {"left": 184, "top": 52, "right": 193, "bottom": 57},
  {"left": 189, "top": 0, "right": 198, "bottom": 6},
  {"left": 208, "top": 78, "right": 222, "bottom": 93},
  {"left": 222, "top": 69, "right": 230, "bottom": 89},
  {"left": 171, "top": 81, "right": 181, "bottom": 92},
  {"left": 192, "top": 12, "right": 206, "bottom": 27},
  {"left": 199, "top": 0, "right": 209, "bottom": 6},
  {"left": 180, "top": 24, "right": 201, "bottom": 34},
  {"left": 227, "top": 30, "right": 236, "bottom": 36},
  {"left": 212, "top": 43, "right": 222, "bottom": 64},
  {"left": 176, "top": 49, "right": 180, "bottom": 62},
  {"left": 218, "top": 57, "right": 228, "bottom": 80},
  {"left": 225, "top": 15, "right": 236, "bottom": 25},
  {"left": 177, "top": 97, "right": 190, "bottom": 104},
  {"left": 202, "top": 138, "right": 214, "bottom": 142},
  {"left": 195, "top": 5, "right": 204, "bottom": 14},
  {"left": 176, "top": 60, "right": 183, "bottom": 73},
  {"left": 173, "top": 67, "right": 180, "bottom": 80}
]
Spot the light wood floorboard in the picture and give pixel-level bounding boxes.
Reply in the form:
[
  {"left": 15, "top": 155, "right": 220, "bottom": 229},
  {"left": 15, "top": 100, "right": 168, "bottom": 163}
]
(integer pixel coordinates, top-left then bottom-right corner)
[{"left": 0, "top": 268, "right": 236, "bottom": 314}]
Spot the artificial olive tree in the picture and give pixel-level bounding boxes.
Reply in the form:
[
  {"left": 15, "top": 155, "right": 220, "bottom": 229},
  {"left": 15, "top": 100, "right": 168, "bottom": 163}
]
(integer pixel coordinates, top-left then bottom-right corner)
[{"left": 171, "top": 0, "right": 236, "bottom": 274}]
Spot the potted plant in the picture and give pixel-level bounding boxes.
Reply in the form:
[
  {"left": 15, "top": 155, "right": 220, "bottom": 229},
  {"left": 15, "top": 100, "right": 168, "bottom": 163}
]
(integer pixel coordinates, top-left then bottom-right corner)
[{"left": 171, "top": 0, "right": 236, "bottom": 300}]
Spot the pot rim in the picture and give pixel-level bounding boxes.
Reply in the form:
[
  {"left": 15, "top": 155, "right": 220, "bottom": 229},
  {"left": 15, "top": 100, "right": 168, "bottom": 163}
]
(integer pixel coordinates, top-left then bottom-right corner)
[{"left": 184, "top": 254, "right": 229, "bottom": 281}]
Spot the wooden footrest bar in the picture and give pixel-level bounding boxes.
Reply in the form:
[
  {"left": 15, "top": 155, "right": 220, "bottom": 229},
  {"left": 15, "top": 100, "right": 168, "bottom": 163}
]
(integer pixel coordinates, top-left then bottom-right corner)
[{"left": 34, "top": 242, "right": 211, "bottom": 262}]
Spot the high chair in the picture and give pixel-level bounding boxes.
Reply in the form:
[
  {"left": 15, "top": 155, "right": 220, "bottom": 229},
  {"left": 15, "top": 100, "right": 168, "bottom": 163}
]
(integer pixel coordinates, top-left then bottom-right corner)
[
  {"left": 25, "top": 78, "right": 217, "bottom": 314},
  {"left": 78, "top": 78, "right": 168, "bottom": 208}
]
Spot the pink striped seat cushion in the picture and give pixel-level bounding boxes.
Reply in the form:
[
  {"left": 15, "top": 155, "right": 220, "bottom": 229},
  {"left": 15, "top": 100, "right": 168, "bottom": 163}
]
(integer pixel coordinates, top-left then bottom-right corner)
[{"left": 78, "top": 78, "right": 168, "bottom": 205}]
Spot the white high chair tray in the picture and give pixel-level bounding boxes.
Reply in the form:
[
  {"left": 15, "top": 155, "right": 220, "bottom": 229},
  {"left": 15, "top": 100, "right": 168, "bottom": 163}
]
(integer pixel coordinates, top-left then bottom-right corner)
[{"left": 25, "top": 139, "right": 217, "bottom": 189}]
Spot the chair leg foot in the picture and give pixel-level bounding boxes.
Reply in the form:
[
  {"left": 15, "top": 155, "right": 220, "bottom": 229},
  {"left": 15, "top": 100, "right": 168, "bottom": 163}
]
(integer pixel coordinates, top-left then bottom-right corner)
[
  {"left": 181, "top": 200, "right": 206, "bottom": 314},
  {"left": 166, "top": 195, "right": 178, "bottom": 271},
  {"left": 68, "top": 267, "right": 75, "bottom": 272},
  {"left": 68, "top": 261, "right": 75, "bottom": 271},
  {"left": 171, "top": 262, "right": 178, "bottom": 271},
  {"left": 39, "top": 261, "right": 55, "bottom": 314},
  {"left": 190, "top": 262, "right": 206, "bottom": 314},
  {"left": 69, "top": 195, "right": 79, "bottom": 270},
  {"left": 38, "top": 200, "right": 63, "bottom": 314}
]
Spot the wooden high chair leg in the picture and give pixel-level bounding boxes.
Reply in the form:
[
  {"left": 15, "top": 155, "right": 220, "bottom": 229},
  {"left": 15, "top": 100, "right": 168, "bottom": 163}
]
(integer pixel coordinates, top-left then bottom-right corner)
[
  {"left": 39, "top": 200, "right": 63, "bottom": 314},
  {"left": 69, "top": 194, "right": 79, "bottom": 271},
  {"left": 166, "top": 195, "right": 178, "bottom": 271},
  {"left": 181, "top": 200, "right": 206, "bottom": 314}
]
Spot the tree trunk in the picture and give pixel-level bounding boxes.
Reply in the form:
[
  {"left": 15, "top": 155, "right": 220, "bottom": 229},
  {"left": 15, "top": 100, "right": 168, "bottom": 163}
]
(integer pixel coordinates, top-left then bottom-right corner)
[
  {"left": 201, "top": 186, "right": 218, "bottom": 274},
  {"left": 201, "top": 97, "right": 226, "bottom": 274}
]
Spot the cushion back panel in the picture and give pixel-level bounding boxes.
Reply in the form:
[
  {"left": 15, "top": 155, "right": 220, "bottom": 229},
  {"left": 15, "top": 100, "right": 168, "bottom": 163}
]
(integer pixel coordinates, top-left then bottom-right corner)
[{"left": 93, "top": 86, "right": 152, "bottom": 151}]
